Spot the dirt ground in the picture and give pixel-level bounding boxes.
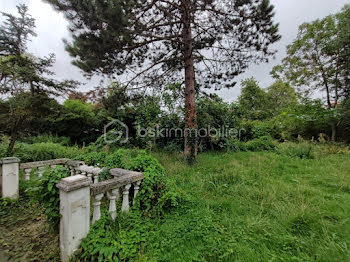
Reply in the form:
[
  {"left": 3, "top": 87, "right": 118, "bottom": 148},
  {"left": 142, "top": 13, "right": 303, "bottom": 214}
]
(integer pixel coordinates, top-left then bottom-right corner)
[{"left": 0, "top": 198, "right": 59, "bottom": 262}]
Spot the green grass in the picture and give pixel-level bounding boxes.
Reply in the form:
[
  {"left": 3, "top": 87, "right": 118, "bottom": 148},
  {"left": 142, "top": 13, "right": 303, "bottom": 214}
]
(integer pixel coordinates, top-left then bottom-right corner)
[
  {"left": 150, "top": 149, "right": 350, "bottom": 261},
  {"left": 1, "top": 144, "right": 350, "bottom": 261}
]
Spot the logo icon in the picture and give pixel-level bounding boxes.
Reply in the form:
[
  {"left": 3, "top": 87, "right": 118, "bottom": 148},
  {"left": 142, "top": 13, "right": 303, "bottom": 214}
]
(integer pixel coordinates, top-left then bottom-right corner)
[{"left": 104, "top": 119, "right": 129, "bottom": 144}]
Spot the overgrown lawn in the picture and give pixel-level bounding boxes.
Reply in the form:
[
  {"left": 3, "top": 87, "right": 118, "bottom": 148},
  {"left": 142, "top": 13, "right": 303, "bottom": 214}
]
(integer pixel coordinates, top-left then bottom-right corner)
[{"left": 152, "top": 149, "right": 350, "bottom": 261}]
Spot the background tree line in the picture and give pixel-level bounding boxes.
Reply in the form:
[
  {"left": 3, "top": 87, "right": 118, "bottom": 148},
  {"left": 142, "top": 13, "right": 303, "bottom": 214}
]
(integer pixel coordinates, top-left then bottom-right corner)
[{"left": 0, "top": 3, "right": 349, "bottom": 156}]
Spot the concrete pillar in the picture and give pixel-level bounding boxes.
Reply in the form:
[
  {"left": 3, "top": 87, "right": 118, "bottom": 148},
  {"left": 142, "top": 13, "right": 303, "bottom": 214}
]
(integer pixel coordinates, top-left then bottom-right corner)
[
  {"left": 57, "top": 175, "right": 92, "bottom": 262},
  {"left": 1, "top": 157, "right": 20, "bottom": 199}
]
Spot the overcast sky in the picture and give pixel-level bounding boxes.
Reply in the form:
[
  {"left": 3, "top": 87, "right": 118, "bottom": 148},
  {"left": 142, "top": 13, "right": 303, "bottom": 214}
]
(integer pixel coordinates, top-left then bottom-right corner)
[{"left": 0, "top": 0, "right": 349, "bottom": 102}]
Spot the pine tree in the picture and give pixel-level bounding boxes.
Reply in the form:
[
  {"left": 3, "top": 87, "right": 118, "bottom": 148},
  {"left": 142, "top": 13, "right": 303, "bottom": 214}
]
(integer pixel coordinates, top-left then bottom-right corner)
[
  {"left": 0, "top": 5, "right": 78, "bottom": 154},
  {"left": 46, "top": 0, "right": 280, "bottom": 163},
  {"left": 0, "top": 4, "right": 77, "bottom": 95}
]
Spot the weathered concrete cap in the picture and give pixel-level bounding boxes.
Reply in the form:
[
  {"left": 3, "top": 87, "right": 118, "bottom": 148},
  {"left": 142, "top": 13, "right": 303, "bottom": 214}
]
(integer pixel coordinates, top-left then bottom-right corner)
[
  {"left": 110, "top": 168, "right": 143, "bottom": 178},
  {"left": 90, "top": 172, "right": 144, "bottom": 195},
  {"left": 20, "top": 158, "right": 69, "bottom": 169},
  {"left": 65, "top": 160, "right": 85, "bottom": 167},
  {"left": 0, "top": 157, "right": 20, "bottom": 164},
  {"left": 56, "top": 175, "right": 92, "bottom": 192}
]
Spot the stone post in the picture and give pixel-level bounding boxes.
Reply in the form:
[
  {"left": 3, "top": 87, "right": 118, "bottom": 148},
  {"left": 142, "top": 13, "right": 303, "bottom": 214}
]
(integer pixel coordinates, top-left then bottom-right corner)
[
  {"left": 57, "top": 175, "right": 92, "bottom": 262},
  {"left": 1, "top": 157, "right": 20, "bottom": 199}
]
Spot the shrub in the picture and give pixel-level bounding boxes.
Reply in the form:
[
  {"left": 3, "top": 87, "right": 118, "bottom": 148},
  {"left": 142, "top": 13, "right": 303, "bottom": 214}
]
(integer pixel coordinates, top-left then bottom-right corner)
[
  {"left": 162, "top": 141, "right": 183, "bottom": 153},
  {"left": 246, "top": 135, "right": 275, "bottom": 151},
  {"left": 276, "top": 142, "right": 315, "bottom": 159},
  {"left": 251, "top": 121, "right": 273, "bottom": 138},
  {"left": 242, "top": 120, "right": 278, "bottom": 140},
  {"left": 76, "top": 149, "right": 182, "bottom": 217},
  {"left": 74, "top": 150, "right": 184, "bottom": 261},
  {"left": 221, "top": 138, "right": 247, "bottom": 152},
  {"left": 37, "top": 166, "right": 70, "bottom": 232},
  {"left": 74, "top": 211, "right": 152, "bottom": 261},
  {"left": 20, "top": 134, "right": 71, "bottom": 146},
  {"left": 75, "top": 151, "right": 107, "bottom": 167},
  {"left": 0, "top": 143, "right": 6, "bottom": 158},
  {"left": 12, "top": 142, "right": 82, "bottom": 162},
  {"left": 125, "top": 151, "right": 182, "bottom": 217},
  {"left": 105, "top": 150, "right": 125, "bottom": 168}
]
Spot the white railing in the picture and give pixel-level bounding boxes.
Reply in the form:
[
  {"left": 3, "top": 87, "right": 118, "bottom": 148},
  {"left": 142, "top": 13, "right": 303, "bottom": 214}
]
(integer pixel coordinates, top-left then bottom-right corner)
[{"left": 1, "top": 157, "right": 144, "bottom": 262}]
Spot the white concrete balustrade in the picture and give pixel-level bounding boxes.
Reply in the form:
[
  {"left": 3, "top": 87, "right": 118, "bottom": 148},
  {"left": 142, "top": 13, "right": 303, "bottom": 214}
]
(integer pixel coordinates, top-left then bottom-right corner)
[
  {"left": 89, "top": 168, "right": 144, "bottom": 223},
  {"left": 1, "top": 157, "right": 144, "bottom": 262}
]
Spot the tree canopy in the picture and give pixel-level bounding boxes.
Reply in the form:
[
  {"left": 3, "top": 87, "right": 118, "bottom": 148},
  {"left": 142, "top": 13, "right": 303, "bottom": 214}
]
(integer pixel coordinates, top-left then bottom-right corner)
[
  {"left": 0, "top": 4, "right": 77, "bottom": 95},
  {"left": 45, "top": 0, "right": 280, "bottom": 89},
  {"left": 271, "top": 5, "right": 350, "bottom": 141},
  {"left": 46, "top": 0, "right": 280, "bottom": 163}
]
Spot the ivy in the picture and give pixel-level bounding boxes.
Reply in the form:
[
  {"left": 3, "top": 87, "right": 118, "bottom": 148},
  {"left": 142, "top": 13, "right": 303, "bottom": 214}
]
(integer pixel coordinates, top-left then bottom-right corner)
[{"left": 37, "top": 166, "right": 69, "bottom": 232}]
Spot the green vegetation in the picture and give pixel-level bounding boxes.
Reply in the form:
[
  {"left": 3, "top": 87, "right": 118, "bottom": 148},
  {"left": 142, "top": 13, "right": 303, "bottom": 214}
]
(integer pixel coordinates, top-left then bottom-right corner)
[
  {"left": 0, "top": 195, "right": 60, "bottom": 261},
  {"left": 1, "top": 2, "right": 350, "bottom": 262},
  {"left": 2, "top": 142, "right": 350, "bottom": 261},
  {"left": 151, "top": 147, "right": 350, "bottom": 261}
]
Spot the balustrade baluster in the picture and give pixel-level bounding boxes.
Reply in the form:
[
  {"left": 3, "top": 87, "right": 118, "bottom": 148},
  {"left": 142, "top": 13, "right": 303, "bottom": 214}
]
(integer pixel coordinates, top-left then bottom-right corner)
[
  {"left": 133, "top": 181, "right": 142, "bottom": 205},
  {"left": 92, "top": 193, "right": 104, "bottom": 224},
  {"left": 122, "top": 184, "right": 131, "bottom": 212},
  {"left": 69, "top": 166, "right": 75, "bottom": 176},
  {"left": 38, "top": 166, "right": 45, "bottom": 178},
  {"left": 107, "top": 188, "right": 119, "bottom": 220},
  {"left": 24, "top": 168, "right": 32, "bottom": 180}
]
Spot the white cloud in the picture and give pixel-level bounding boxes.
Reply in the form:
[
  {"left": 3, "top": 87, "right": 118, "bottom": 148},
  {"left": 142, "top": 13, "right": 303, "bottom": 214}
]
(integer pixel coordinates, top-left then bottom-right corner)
[{"left": 1, "top": 0, "right": 349, "bottom": 101}]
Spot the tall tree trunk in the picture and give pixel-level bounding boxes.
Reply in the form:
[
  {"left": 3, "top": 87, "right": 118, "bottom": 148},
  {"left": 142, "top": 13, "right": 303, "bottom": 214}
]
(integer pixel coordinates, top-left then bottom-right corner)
[
  {"left": 182, "top": 0, "right": 197, "bottom": 164},
  {"left": 331, "top": 123, "right": 337, "bottom": 142},
  {"left": 7, "top": 130, "right": 18, "bottom": 156}
]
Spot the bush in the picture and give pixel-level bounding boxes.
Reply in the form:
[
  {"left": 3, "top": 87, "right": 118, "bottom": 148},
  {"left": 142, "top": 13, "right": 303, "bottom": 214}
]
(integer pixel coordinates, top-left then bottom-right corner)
[
  {"left": 76, "top": 149, "right": 182, "bottom": 217},
  {"left": 74, "top": 211, "right": 152, "bottom": 261},
  {"left": 251, "top": 121, "right": 273, "bottom": 138},
  {"left": 0, "top": 143, "right": 6, "bottom": 158},
  {"left": 12, "top": 142, "right": 82, "bottom": 162},
  {"left": 105, "top": 150, "right": 125, "bottom": 168},
  {"left": 221, "top": 138, "right": 247, "bottom": 152},
  {"left": 127, "top": 151, "right": 181, "bottom": 216},
  {"left": 74, "top": 201, "right": 226, "bottom": 262},
  {"left": 242, "top": 120, "right": 278, "bottom": 140},
  {"left": 20, "top": 134, "right": 71, "bottom": 146},
  {"left": 75, "top": 151, "right": 107, "bottom": 167},
  {"left": 246, "top": 135, "right": 275, "bottom": 151},
  {"left": 74, "top": 150, "right": 184, "bottom": 261},
  {"left": 162, "top": 141, "right": 183, "bottom": 153},
  {"left": 23, "top": 166, "right": 70, "bottom": 232},
  {"left": 276, "top": 142, "right": 315, "bottom": 159}
]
